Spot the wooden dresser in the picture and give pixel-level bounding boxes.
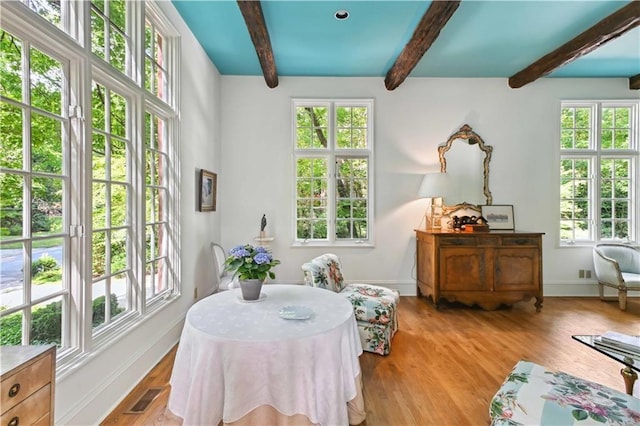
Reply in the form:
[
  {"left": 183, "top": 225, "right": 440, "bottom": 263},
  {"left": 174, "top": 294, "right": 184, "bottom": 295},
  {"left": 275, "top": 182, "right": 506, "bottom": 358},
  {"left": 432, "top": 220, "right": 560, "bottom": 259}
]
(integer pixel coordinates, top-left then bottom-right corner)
[
  {"left": 1, "top": 345, "right": 56, "bottom": 426},
  {"left": 415, "top": 229, "right": 544, "bottom": 311}
]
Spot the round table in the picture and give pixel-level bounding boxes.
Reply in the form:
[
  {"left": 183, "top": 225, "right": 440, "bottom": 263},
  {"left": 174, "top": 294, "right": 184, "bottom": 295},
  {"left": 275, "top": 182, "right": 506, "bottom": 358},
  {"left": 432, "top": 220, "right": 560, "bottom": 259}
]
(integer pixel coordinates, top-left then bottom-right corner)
[{"left": 167, "top": 284, "right": 364, "bottom": 425}]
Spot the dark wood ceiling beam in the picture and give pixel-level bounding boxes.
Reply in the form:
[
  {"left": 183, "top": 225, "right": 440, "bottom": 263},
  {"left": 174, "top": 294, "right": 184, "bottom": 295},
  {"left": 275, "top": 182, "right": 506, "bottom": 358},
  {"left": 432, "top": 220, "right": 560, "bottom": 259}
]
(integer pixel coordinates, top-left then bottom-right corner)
[
  {"left": 630, "top": 74, "right": 640, "bottom": 90},
  {"left": 237, "top": 0, "right": 278, "bottom": 88},
  {"left": 509, "top": 2, "right": 640, "bottom": 89},
  {"left": 384, "top": 1, "right": 461, "bottom": 91}
]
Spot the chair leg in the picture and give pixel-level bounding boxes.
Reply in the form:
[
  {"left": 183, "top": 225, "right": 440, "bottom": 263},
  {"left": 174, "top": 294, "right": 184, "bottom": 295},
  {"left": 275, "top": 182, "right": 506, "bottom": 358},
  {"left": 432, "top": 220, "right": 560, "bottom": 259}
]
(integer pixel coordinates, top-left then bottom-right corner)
[
  {"left": 618, "top": 289, "right": 627, "bottom": 310},
  {"left": 598, "top": 283, "right": 605, "bottom": 300}
]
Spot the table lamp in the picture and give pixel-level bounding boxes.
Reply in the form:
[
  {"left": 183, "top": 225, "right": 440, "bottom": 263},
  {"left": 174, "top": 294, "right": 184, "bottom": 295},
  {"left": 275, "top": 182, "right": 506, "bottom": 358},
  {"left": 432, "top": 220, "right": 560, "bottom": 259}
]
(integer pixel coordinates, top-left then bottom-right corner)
[{"left": 418, "top": 172, "right": 449, "bottom": 229}]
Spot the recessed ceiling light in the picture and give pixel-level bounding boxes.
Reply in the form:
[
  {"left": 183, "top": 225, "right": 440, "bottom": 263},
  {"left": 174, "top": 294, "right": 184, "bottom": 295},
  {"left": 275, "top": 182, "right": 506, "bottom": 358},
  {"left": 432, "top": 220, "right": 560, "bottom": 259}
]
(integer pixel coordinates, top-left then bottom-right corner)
[{"left": 334, "top": 10, "right": 349, "bottom": 21}]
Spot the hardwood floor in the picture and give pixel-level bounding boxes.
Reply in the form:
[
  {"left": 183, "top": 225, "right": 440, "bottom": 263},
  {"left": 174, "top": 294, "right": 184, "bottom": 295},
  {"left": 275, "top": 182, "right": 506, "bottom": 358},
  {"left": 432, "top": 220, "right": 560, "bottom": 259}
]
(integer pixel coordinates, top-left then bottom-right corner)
[{"left": 101, "top": 297, "right": 639, "bottom": 425}]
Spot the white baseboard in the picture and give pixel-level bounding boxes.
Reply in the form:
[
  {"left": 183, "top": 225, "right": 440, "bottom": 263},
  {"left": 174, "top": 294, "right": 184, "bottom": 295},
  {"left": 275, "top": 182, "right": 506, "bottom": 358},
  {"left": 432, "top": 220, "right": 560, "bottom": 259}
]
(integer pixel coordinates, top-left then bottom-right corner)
[
  {"left": 271, "top": 279, "right": 417, "bottom": 295},
  {"left": 302, "top": 279, "right": 640, "bottom": 298}
]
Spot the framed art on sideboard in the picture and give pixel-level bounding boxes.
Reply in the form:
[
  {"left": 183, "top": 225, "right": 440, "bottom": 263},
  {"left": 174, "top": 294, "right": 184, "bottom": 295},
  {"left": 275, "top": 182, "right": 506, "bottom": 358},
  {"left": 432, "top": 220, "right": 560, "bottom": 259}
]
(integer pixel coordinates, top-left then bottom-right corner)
[{"left": 481, "top": 204, "right": 514, "bottom": 230}]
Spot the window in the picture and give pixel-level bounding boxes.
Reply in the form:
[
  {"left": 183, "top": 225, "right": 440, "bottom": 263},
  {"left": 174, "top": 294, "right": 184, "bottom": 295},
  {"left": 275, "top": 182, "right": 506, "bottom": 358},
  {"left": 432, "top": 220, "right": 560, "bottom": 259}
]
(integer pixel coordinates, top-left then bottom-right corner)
[
  {"left": 91, "top": 80, "right": 131, "bottom": 330},
  {"left": 559, "top": 101, "right": 639, "bottom": 245},
  {"left": 293, "top": 100, "right": 374, "bottom": 245},
  {"left": 22, "top": 0, "right": 63, "bottom": 30},
  {"left": 144, "top": 110, "right": 171, "bottom": 303},
  {"left": 0, "top": 1, "right": 179, "bottom": 368},
  {"left": 0, "top": 30, "right": 70, "bottom": 346}
]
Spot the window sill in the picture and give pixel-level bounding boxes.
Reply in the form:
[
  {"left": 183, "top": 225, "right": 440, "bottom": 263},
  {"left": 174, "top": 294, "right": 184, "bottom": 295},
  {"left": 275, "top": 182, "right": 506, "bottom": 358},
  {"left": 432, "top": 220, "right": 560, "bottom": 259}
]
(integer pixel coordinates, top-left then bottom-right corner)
[{"left": 291, "top": 240, "right": 374, "bottom": 248}]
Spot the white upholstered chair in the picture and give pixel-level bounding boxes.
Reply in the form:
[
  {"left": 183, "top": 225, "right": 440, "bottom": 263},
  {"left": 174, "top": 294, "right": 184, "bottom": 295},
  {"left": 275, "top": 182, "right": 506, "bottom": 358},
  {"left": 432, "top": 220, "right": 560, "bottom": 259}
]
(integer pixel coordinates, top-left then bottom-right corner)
[
  {"left": 211, "top": 242, "right": 238, "bottom": 292},
  {"left": 301, "top": 253, "right": 399, "bottom": 355},
  {"left": 592, "top": 243, "right": 640, "bottom": 310}
]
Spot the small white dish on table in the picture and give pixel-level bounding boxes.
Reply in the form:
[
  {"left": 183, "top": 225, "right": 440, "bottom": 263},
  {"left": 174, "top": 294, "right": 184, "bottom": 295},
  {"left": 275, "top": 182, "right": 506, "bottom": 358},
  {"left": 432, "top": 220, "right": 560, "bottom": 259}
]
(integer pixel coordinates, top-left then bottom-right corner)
[{"left": 279, "top": 305, "right": 313, "bottom": 320}]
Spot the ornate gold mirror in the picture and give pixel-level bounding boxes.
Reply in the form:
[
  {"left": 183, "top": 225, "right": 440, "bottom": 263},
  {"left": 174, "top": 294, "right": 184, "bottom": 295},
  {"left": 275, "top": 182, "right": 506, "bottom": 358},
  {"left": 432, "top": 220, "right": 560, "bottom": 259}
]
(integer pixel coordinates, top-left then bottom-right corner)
[{"left": 438, "top": 124, "right": 493, "bottom": 206}]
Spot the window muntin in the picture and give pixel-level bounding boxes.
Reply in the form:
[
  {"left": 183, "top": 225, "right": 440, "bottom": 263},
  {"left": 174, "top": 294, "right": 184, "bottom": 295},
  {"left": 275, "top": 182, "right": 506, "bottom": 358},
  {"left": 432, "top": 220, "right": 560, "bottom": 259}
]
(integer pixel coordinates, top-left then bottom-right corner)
[
  {"left": 144, "top": 111, "right": 170, "bottom": 302},
  {"left": 600, "top": 158, "right": 631, "bottom": 239},
  {"left": 144, "top": 20, "right": 168, "bottom": 101},
  {"left": 296, "top": 157, "right": 328, "bottom": 240},
  {"left": 602, "top": 106, "right": 631, "bottom": 149},
  {"left": 296, "top": 106, "right": 328, "bottom": 149},
  {"left": 336, "top": 157, "right": 368, "bottom": 239},
  {"left": 0, "top": 30, "right": 70, "bottom": 347},
  {"left": 560, "top": 105, "right": 593, "bottom": 149},
  {"left": 91, "top": 0, "right": 129, "bottom": 74},
  {"left": 560, "top": 157, "right": 592, "bottom": 241},
  {"left": 559, "top": 102, "right": 638, "bottom": 244},
  {"left": 293, "top": 100, "right": 373, "bottom": 244},
  {"left": 336, "top": 106, "right": 368, "bottom": 149}
]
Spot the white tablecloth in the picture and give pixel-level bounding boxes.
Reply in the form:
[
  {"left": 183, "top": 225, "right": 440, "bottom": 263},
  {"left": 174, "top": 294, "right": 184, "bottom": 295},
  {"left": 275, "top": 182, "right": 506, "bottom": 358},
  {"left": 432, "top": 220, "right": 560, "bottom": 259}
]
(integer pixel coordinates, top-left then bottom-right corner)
[{"left": 167, "top": 284, "right": 364, "bottom": 425}]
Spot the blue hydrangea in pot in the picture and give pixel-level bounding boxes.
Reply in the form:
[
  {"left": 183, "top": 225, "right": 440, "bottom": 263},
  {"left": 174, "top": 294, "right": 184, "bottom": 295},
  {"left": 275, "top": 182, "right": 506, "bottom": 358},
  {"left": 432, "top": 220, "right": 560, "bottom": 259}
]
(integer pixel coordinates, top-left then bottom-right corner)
[{"left": 224, "top": 244, "right": 280, "bottom": 300}]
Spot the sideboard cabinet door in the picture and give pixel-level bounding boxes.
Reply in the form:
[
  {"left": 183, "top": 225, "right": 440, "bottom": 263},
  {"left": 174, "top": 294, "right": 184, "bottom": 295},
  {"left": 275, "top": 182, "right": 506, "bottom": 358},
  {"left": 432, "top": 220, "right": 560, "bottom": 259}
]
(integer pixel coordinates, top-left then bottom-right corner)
[
  {"left": 494, "top": 247, "right": 540, "bottom": 292},
  {"left": 439, "top": 247, "right": 489, "bottom": 291}
]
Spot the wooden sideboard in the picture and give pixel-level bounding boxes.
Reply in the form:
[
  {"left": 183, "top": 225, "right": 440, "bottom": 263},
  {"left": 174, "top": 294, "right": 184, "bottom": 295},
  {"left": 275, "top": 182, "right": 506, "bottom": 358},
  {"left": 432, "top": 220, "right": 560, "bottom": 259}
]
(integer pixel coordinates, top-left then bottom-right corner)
[
  {"left": 1, "top": 345, "right": 56, "bottom": 426},
  {"left": 415, "top": 229, "right": 544, "bottom": 311}
]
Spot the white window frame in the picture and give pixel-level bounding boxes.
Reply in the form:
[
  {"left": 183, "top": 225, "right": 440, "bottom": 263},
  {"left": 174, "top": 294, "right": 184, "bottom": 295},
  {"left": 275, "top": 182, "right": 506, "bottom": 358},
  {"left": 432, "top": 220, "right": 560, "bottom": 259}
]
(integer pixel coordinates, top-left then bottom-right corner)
[
  {"left": 292, "top": 99, "right": 374, "bottom": 247},
  {"left": 559, "top": 100, "right": 639, "bottom": 246},
  {"left": 0, "top": 0, "right": 180, "bottom": 375}
]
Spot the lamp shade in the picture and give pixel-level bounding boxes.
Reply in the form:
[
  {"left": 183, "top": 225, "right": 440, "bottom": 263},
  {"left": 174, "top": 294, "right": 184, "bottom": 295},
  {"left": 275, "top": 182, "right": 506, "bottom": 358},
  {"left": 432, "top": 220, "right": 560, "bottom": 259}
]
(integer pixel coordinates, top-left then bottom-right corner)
[{"left": 418, "top": 173, "right": 449, "bottom": 198}]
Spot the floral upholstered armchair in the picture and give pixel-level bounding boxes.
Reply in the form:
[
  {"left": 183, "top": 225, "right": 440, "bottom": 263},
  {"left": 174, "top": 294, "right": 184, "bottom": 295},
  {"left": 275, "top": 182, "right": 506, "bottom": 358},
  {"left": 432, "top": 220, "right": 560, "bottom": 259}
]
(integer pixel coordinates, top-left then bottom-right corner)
[
  {"left": 490, "top": 360, "right": 640, "bottom": 425},
  {"left": 301, "top": 253, "right": 399, "bottom": 355}
]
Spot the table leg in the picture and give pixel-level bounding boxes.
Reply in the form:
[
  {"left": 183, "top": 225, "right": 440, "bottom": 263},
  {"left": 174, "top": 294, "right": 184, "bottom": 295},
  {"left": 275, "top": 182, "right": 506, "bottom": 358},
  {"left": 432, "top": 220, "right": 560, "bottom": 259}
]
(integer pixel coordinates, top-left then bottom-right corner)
[{"left": 620, "top": 366, "right": 638, "bottom": 396}]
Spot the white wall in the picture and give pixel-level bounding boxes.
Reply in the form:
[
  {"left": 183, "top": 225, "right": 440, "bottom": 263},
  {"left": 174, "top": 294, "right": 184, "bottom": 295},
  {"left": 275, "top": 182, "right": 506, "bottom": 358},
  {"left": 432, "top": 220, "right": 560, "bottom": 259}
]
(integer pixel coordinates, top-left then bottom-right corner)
[
  {"left": 56, "top": 2, "right": 222, "bottom": 424},
  {"left": 220, "top": 76, "right": 638, "bottom": 297}
]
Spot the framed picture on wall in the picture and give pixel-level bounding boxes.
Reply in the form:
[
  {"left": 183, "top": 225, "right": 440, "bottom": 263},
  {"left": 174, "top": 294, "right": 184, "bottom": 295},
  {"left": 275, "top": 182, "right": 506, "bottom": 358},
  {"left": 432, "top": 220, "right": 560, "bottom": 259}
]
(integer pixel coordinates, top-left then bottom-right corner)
[
  {"left": 199, "top": 169, "right": 217, "bottom": 212},
  {"left": 481, "top": 205, "right": 514, "bottom": 230}
]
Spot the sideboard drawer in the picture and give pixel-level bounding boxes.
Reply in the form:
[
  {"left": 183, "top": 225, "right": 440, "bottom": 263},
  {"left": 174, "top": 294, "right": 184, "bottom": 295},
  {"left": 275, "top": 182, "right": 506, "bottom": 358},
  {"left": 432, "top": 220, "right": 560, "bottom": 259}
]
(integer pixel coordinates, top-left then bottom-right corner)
[
  {"left": 0, "top": 384, "right": 50, "bottom": 426},
  {"left": 478, "top": 236, "right": 500, "bottom": 246},
  {"left": 0, "top": 352, "right": 51, "bottom": 411},
  {"left": 440, "top": 237, "right": 477, "bottom": 246},
  {"left": 501, "top": 236, "right": 539, "bottom": 246}
]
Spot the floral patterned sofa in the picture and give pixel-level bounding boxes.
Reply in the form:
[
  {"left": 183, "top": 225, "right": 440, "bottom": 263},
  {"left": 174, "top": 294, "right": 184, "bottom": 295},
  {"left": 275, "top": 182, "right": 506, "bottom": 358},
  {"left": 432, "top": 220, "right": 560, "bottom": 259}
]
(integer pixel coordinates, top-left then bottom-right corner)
[
  {"left": 301, "top": 253, "right": 399, "bottom": 355},
  {"left": 490, "top": 360, "right": 640, "bottom": 425}
]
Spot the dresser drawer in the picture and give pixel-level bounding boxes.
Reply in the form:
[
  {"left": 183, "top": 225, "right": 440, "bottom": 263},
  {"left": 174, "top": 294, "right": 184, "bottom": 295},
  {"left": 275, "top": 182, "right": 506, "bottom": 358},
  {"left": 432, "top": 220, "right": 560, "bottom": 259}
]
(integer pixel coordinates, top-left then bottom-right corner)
[
  {"left": 33, "top": 412, "right": 51, "bottom": 426},
  {"left": 0, "top": 384, "right": 50, "bottom": 426},
  {"left": 477, "top": 236, "right": 500, "bottom": 246},
  {"left": 0, "top": 352, "right": 52, "bottom": 412}
]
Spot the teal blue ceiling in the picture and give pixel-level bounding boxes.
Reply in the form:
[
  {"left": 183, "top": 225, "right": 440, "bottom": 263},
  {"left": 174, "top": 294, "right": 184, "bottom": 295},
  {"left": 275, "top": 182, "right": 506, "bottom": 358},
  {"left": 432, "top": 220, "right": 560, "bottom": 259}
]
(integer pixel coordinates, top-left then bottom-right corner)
[{"left": 171, "top": 0, "right": 640, "bottom": 80}]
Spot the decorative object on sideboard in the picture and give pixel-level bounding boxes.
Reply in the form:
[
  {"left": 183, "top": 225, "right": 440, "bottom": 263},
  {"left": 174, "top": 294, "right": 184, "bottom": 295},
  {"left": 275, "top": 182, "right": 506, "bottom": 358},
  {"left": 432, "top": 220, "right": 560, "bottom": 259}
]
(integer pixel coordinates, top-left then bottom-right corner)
[
  {"left": 481, "top": 204, "right": 515, "bottom": 230},
  {"left": 199, "top": 169, "right": 217, "bottom": 212},
  {"left": 452, "top": 215, "right": 489, "bottom": 232},
  {"left": 442, "top": 202, "right": 481, "bottom": 230},
  {"left": 417, "top": 172, "right": 449, "bottom": 229}
]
